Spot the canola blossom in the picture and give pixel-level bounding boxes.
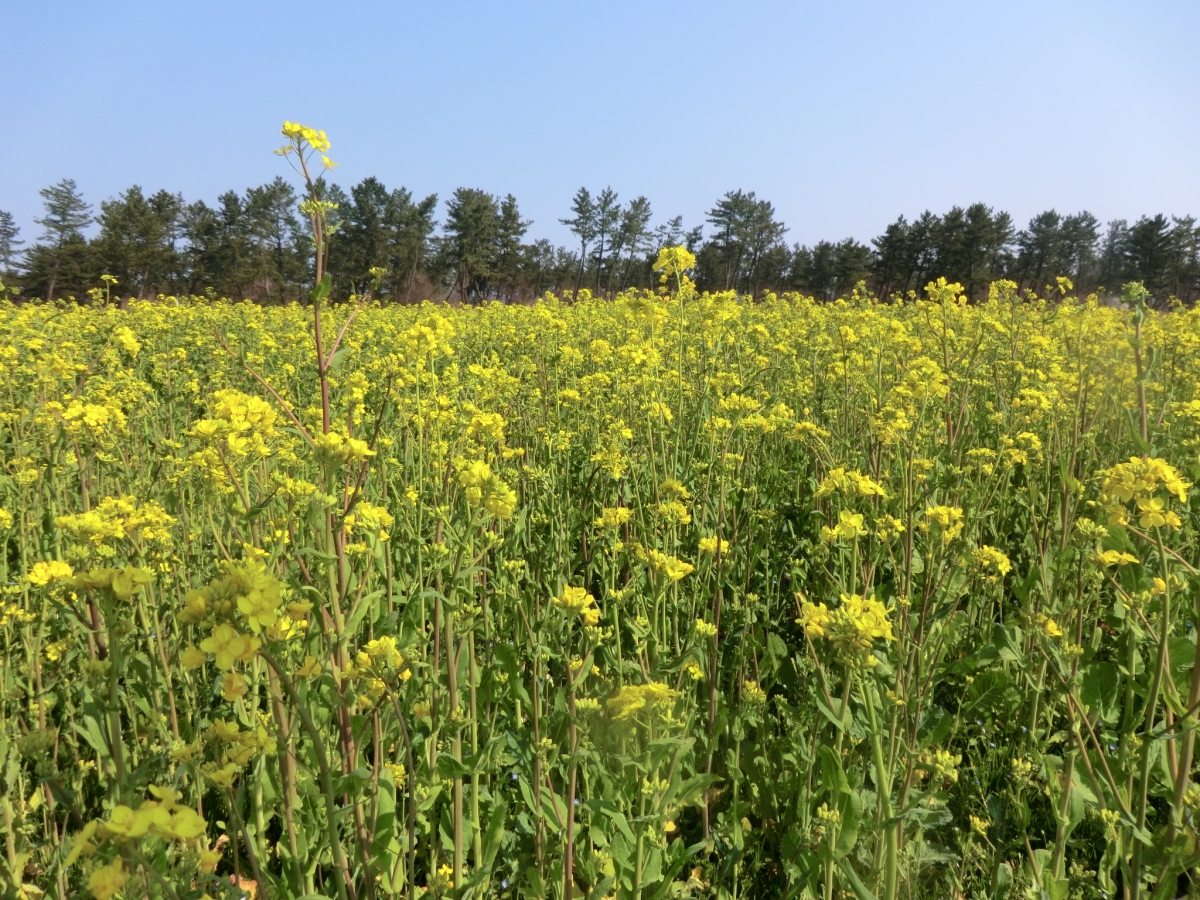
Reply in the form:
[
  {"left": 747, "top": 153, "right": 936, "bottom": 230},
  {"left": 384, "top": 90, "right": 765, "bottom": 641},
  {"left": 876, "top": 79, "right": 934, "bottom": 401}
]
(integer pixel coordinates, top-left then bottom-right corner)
[
  {"left": 2, "top": 280, "right": 1200, "bottom": 900},
  {"left": 4, "top": 125, "right": 1200, "bottom": 900}
]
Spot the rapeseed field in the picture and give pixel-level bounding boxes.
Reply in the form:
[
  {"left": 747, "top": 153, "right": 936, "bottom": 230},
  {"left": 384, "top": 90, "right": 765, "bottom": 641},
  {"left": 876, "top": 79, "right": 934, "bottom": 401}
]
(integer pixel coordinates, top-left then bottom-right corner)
[{"left": 3, "top": 124, "right": 1200, "bottom": 900}]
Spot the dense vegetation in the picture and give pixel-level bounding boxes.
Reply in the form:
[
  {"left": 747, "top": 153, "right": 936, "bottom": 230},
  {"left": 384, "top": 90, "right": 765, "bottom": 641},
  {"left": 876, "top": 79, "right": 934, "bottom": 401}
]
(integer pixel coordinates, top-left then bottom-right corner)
[
  {"left": 3, "top": 174, "right": 1200, "bottom": 307},
  {"left": 5, "top": 125, "right": 1200, "bottom": 900}
]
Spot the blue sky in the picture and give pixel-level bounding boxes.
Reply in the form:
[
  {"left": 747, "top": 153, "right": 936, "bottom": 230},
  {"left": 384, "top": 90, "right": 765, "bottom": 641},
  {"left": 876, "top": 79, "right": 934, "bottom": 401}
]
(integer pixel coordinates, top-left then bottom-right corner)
[{"left": 4, "top": 0, "right": 1199, "bottom": 248}]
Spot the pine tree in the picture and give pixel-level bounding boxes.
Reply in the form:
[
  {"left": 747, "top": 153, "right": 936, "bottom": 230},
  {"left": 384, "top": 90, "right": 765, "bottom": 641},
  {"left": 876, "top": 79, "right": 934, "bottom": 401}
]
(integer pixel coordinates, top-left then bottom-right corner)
[
  {"left": 560, "top": 188, "right": 596, "bottom": 296},
  {"left": 93, "top": 186, "right": 183, "bottom": 300},
  {"left": 440, "top": 188, "right": 501, "bottom": 303},
  {"left": 591, "top": 188, "right": 620, "bottom": 292},
  {"left": 31, "top": 178, "right": 93, "bottom": 300},
  {"left": 0, "top": 211, "right": 23, "bottom": 279}
]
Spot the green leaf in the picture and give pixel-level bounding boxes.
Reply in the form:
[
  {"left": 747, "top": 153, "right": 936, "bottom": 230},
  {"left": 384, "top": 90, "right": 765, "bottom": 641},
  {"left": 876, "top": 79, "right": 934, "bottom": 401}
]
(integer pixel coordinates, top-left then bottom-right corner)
[
  {"left": 991, "top": 622, "right": 1025, "bottom": 665},
  {"left": 586, "top": 801, "right": 636, "bottom": 845},
  {"left": 833, "top": 790, "right": 861, "bottom": 860},
  {"left": 640, "top": 846, "right": 663, "bottom": 887},
  {"left": 916, "top": 705, "right": 954, "bottom": 749},
  {"left": 1171, "top": 634, "right": 1196, "bottom": 684},
  {"left": 435, "top": 753, "right": 472, "bottom": 781},
  {"left": 334, "top": 767, "right": 373, "bottom": 797},
  {"left": 815, "top": 692, "right": 851, "bottom": 733},
  {"left": 481, "top": 799, "right": 508, "bottom": 868},
  {"left": 345, "top": 589, "right": 384, "bottom": 636},
  {"left": 670, "top": 773, "right": 721, "bottom": 809},
  {"left": 370, "top": 773, "right": 396, "bottom": 860},
  {"left": 328, "top": 346, "right": 351, "bottom": 372},
  {"left": 764, "top": 632, "right": 789, "bottom": 676},
  {"left": 523, "top": 868, "right": 547, "bottom": 900},
  {"left": 838, "top": 861, "right": 878, "bottom": 900},
  {"left": 994, "top": 862, "right": 1013, "bottom": 900},
  {"left": 909, "top": 549, "right": 924, "bottom": 575},
  {"left": 818, "top": 745, "right": 850, "bottom": 796},
  {"left": 1042, "top": 871, "right": 1071, "bottom": 900},
  {"left": 310, "top": 273, "right": 332, "bottom": 305},
  {"left": 1080, "top": 662, "right": 1121, "bottom": 724}
]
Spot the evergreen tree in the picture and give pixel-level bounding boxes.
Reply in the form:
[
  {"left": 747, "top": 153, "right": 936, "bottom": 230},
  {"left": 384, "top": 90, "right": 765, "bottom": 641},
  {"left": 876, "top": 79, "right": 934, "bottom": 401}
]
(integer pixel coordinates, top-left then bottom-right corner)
[
  {"left": 1098, "top": 220, "right": 1130, "bottom": 292},
  {"left": 870, "top": 216, "right": 911, "bottom": 297},
  {"left": 933, "top": 203, "right": 1014, "bottom": 299},
  {"left": 705, "top": 190, "right": 753, "bottom": 291},
  {"left": 561, "top": 188, "right": 596, "bottom": 296},
  {"left": 440, "top": 188, "right": 501, "bottom": 303},
  {"left": 28, "top": 178, "right": 93, "bottom": 301},
  {"left": 591, "top": 187, "right": 620, "bottom": 292},
  {"left": 93, "top": 186, "right": 183, "bottom": 299},
  {"left": 333, "top": 176, "right": 393, "bottom": 296},
  {"left": 701, "top": 190, "right": 786, "bottom": 294},
  {"left": 388, "top": 190, "right": 438, "bottom": 302},
  {"left": 791, "top": 239, "right": 871, "bottom": 300},
  {"left": 1058, "top": 212, "right": 1101, "bottom": 288},
  {"left": 1014, "top": 210, "right": 1063, "bottom": 292},
  {"left": 494, "top": 194, "right": 531, "bottom": 301},
  {"left": 0, "top": 211, "right": 23, "bottom": 280},
  {"left": 1167, "top": 217, "right": 1200, "bottom": 304},
  {"left": 611, "top": 196, "right": 652, "bottom": 293},
  {"left": 245, "top": 177, "right": 307, "bottom": 301},
  {"left": 1124, "top": 214, "right": 1174, "bottom": 299}
]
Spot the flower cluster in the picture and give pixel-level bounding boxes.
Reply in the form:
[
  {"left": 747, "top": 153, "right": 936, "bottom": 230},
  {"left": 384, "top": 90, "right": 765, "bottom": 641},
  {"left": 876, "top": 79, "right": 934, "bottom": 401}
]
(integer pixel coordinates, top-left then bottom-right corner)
[
  {"left": 798, "top": 593, "right": 895, "bottom": 669},
  {"left": 1099, "top": 456, "right": 1190, "bottom": 529}
]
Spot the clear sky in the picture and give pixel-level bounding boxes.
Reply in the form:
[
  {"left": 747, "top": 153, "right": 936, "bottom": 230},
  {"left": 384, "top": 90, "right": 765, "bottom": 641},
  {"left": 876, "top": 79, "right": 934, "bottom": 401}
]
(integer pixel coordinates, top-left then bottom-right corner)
[{"left": 3, "top": 0, "right": 1199, "bottom": 248}]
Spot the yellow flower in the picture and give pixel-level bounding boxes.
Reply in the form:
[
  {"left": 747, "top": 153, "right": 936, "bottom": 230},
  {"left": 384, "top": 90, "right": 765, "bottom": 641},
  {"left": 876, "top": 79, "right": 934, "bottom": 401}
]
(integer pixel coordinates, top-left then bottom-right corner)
[
  {"left": 27, "top": 560, "right": 73, "bottom": 586},
  {"left": 364, "top": 635, "right": 407, "bottom": 671},
  {"left": 87, "top": 858, "right": 127, "bottom": 900},
  {"left": 645, "top": 549, "right": 693, "bottom": 581},
  {"left": 199, "top": 848, "right": 222, "bottom": 873},
  {"left": 653, "top": 245, "right": 696, "bottom": 279},
  {"left": 180, "top": 647, "right": 208, "bottom": 669},
  {"left": 655, "top": 499, "right": 692, "bottom": 525},
  {"left": 199, "top": 624, "right": 261, "bottom": 670},
  {"left": 815, "top": 468, "right": 888, "bottom": 499},
  {"left": 919, "top": 748, "right": 961, "bottom": 785},
  {"left": 874, "top": 515, "right": 906, "bottom": 541},
  {"left": 205, "top": 762, "right": 239, "bottom": 788},
  {"left": 1094, "top": 549, "right": 1138, "bottom": 567},
  {"left": 65, "top": 821, "right": 100, "bottom": 866},
  {"left": 835, "top": 509, "right": 867, "bottom": 540},
  {"left": 208, "top": 718, "right": 241, "bottom": 742},
  {"left": 458, "top": 458, "right": 517, "bottom": 518},
  {"left": 607, "top": 682, "right": 678, "bottom": 721},
  {"left": 798, "top": 594, "right": 894, "bottom": 668},
  {"left": 110, "top": 566, "right": 154, "bottom": 601},
  {"left": 1043, "top": 618, "right": 1064, "bottom": 639},
  {"left": 596, "top": 507, "right": 633, "bottom": 529},
  {"left": 743, "top": 680, "right": 767, "bottom": 704},
  {"left": 296, "top": 655, "right": 322, "bottom": 677},
  {"left": 554, "top": 586, "right": 601, "bottom": 626},
  {"left": 161, "top": 807, "right": 207, "bottom": 841},
  {"left": 237, "top": 585, "right": 282, "bottom": 633},
  {"left": 922, "top": 505, "right": 964, "bottom": 544},
  {"left": 221, "top": 671, "right": 249, "bottom": 701},
  {"left": 972, "top": 546, "right": 1012, "bottom": 582},
  {"left": 384, "top": 762, "right": 408, "bottom": 787}
]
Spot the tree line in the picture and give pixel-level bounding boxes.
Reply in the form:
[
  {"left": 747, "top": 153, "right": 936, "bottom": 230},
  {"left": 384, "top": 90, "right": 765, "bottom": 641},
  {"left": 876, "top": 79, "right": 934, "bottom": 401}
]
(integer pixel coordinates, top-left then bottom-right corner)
[{"left": 2, "top": 178, "right": 1198, "bottom": 304}]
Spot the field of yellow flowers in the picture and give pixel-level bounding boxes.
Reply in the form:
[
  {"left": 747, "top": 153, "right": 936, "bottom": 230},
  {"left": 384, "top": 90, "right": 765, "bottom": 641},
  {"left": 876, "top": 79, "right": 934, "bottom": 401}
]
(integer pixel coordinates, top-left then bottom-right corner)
[{"left": 6, "top": 125, "right": 1200, "bottom": 900}]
